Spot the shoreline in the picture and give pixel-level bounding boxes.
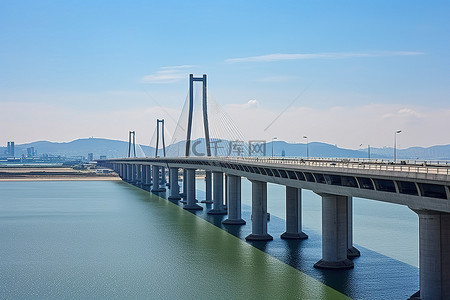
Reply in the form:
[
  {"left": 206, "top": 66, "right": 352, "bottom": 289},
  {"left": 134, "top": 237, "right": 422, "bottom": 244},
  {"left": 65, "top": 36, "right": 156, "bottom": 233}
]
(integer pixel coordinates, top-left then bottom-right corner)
[
  {"left": 0, "top": 177, "right": 121, "bottom": 182},
  {"left": 0, "top": 167, "right": 120, "bottom": 182}
]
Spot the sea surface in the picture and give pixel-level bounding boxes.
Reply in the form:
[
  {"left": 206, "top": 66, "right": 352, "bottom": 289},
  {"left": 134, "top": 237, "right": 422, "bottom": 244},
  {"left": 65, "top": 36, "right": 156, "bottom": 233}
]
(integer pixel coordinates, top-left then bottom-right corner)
[{"left": 0, "top": 180, "right": 419, "bottom": 299}]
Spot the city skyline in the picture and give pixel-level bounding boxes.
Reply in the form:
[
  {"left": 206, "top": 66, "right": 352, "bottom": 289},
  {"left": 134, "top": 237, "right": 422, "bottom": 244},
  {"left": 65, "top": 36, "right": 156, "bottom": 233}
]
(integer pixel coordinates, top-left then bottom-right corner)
[{"left": 1, "top": 1, "right": 449, "bottom": 148}]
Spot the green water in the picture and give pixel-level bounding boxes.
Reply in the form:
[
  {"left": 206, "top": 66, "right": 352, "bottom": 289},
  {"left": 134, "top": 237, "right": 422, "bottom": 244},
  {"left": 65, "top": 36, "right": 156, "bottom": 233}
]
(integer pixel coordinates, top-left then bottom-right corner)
[{"left": 0, "top": 181, "right": 348, "bottom": 299}]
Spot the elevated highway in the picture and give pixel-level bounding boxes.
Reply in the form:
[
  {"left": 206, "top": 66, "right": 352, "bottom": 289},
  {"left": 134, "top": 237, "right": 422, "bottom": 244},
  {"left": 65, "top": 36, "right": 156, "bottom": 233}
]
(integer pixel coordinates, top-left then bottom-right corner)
[{"left": 99, "top": 156, "right": 450, "bottom": 299}]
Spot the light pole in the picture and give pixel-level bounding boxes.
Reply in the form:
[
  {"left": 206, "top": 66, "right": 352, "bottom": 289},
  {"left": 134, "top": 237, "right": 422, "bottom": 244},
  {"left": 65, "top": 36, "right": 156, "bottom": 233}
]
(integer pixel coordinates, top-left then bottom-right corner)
[
  {"left": 394, "top": 130, "right": 402, "bottom": 163},
  {"left": 271, "top": 137, "right": 277, "bottom": 157},
  {"left": 303, "top": 136, "right": 309, "bottom": 159}
]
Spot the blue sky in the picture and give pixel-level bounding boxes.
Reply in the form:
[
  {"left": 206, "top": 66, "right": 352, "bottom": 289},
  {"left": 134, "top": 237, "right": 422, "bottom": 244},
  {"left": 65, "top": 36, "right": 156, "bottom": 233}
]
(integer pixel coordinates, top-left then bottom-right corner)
[{"left": 1, "top": 1, "right": 449, "bottom": 148}]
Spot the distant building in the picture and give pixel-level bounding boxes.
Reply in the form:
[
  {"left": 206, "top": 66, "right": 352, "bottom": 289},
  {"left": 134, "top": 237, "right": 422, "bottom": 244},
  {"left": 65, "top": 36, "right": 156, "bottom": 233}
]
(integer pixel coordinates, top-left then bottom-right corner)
[
  {"left": 99, "top": 155, "right": 107, "bottom": 160},
  {"left": 27, "top": 147, "right": 37, "bottom": 157},
  {"left": 87, "top": 153, "right": 94, "bottom": 161},
  {"left": 5, "top": 141, "right": 14, "bottom": 157}
]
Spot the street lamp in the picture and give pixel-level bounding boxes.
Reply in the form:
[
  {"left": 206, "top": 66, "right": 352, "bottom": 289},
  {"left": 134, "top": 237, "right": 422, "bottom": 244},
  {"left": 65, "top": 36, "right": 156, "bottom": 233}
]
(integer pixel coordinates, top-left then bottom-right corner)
[
  {"left": 394, "top": 130, "right": 402, "bottom": 163},
  {"left": 303, "top": 136, "right": 309, "bottom": 159},
  {"left": 271, "top": 137, "right": 277, "bottom": 157}
]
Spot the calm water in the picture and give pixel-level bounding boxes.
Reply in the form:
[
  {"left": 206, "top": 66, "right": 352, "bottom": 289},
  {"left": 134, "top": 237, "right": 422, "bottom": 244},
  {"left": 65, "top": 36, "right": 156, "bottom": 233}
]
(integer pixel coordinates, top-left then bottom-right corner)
[{"left": 0, "top": 180, "right": 419, "bottom": 299}]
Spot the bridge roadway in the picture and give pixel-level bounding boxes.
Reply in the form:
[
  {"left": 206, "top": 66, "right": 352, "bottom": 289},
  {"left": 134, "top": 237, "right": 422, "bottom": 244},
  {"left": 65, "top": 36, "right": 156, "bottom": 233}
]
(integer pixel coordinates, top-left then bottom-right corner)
[{"left": 99, "top": 157, "right": 450, "bottom": 300}]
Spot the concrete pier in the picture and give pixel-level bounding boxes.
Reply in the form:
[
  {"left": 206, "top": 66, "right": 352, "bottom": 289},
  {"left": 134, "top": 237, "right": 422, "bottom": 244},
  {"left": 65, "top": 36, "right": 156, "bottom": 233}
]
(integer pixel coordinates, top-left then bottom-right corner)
[
  {"left": 246, "top": 180, "right": 273, "bottom": 241},
  {"left": 132, "top": 165, "right": 138, "bottom": 183},
  {"left": 160, "top": 167, "right": 166, "bottom": 186},
  {"left": 201, "top": 171, "right": 213, "bottom": 203},
  {"left": 208, "top": 171, "right": 227, "bottom": 215},
  {"left": 136, "top": 165, "right": 142, "bottom": 185},
  {"left": 151, "top": 166, "right": 165, "bottom": 192},
  {"left": 314, "top": 193, "right": 354, "bottom": 269},
  {"left": 142, "top": 165, "right": 151, "bottom": 190},
  {"left": 281, "top": 187, "right": 308, "bottom": 239},
  {"left": 122, "top": 164, "right": 128, "bottom": 181},
  {"left": 409, "top": 209, "right": 450, "bottom": 300},
  {"left": 224, "top": 174, "right": 228, "bottom": 209},
  {"left": 140, "top": 165, "right": 147, "bottom": 186},
  {"left": 168, "top": 167, "right": 181, "bottom": 200},
  {"left": 183, "top": 169, "right": 202, "bottom": 210},
  {"left": 180, "top": 169, "right": 187, "bottom": 202},
  {"left": 126, "top": 165, "right": 132, "bottom": 182},
  {"left": 347, "top": 197, "right": 360, "bottom": 257},
  {"left": 223, "top": 175, "right": 246, "bottom": 225}
]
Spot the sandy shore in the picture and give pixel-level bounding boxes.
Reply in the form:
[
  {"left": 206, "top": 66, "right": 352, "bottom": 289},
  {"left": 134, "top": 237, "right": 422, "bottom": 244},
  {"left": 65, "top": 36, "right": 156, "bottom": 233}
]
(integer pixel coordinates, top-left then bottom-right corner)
[{"left": 0, "top": 167, "right": 121, "bottom": 182}]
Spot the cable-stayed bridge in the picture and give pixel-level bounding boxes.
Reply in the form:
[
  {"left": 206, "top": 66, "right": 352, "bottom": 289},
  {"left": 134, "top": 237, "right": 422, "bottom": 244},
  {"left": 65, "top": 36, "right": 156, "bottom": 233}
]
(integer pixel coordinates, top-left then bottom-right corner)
[{"left": 99, "top": 74, "right": 450, "bottom": 300}]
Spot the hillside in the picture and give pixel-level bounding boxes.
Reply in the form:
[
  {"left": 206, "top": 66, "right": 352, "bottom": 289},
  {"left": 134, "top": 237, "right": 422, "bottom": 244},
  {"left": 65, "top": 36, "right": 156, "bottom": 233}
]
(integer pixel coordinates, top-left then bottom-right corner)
[{"left": 2, "top": 138, "right": 449, "bottom": 160}]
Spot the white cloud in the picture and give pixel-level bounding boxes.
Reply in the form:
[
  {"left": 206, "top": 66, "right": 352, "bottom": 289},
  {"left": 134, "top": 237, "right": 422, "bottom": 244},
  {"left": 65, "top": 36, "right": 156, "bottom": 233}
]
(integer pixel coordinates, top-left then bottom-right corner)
[
  {"left": 226, "top": 51, "right": 424, "bottom": 63},
  {"left": 247, "top": 99, "right": 259, "bottom": 108},
  {"left": 141, "top": 65, "right": 196, "bottom": 83},
  {"left": 382, "top": 108, "right": 424, "bottom": 120}
]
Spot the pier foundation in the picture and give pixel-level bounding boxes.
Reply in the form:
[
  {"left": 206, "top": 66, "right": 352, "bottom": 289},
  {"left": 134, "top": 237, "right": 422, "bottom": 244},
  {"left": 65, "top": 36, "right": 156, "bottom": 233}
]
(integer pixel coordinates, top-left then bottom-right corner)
[
  {"left": 246, "top": 180, "right": 273, "bottom": 241},
  {"left": 223, "top": 175, "right": 246, "bottom": 225},
  {"left": 168, "top": 167, "right": 181, "bottom": 200},
  {"left": 151, "top": 166, "right": 165, "bottom": 192},
  {"left": 347, "top": 197, "right": 360, "bottom": 257},
  {"left": 183, "top": 169, "right": 202, "bottom": 210},
  {"left": 409, "top": 209, "right": 450, "bottom": 300},
  {"left": 281, "top": 187, "right": 308, "bottom": 239},
  {"left": 201, "top": 171, "right": 213, "bottom": 203},
  {"left": 208, "top": 171, "right": 227, "bottom": 215},
  {"left": 314, "top": 193, "right": 353, "bottom": 269}
]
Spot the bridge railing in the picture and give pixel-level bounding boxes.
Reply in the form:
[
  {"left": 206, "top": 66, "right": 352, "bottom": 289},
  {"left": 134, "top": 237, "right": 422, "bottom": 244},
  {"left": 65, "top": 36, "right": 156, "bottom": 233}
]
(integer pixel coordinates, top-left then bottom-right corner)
[{"left": 216, "top": 156, "right": 450, "bottom": 176}]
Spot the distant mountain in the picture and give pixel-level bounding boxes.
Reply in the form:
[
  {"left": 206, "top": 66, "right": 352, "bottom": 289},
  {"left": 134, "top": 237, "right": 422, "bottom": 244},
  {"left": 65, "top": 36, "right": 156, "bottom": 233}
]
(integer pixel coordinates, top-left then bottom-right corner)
[
  {"left": 4, "top": 138, "right": 155, "bottom": 159},
  {"left": 1, "top": 138, "right": 449, "bottom": 161},
  {"left": 363, "top": 145, "right": 450, "bottom": 161},
  {"left": 271, "top": 141, "right": 450, "bottom": 161},
  {"left": 269, "top": 141, "right": 377, "bottom": 159}
]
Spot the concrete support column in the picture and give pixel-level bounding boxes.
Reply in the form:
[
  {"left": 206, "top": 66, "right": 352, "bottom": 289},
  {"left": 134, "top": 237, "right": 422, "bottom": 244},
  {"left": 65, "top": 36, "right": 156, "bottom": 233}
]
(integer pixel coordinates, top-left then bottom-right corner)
[
  {"left": 151, "top": 166, "right": 165, "bottom": 192},
  {"left": 245, "top": 180, "right": 273, "bottom": 241},
  {"left": 140, "top": 165, "right": 146, "bottom": 186},
  {"left": 314, "top": 193, "right": 353, "bottom": 269},
  {"left": 201, "top": 171, "right": 213, "bottom": 203},
  {"left": 208, "top": 171, "right": 227, "bottom": 215},
  {"left": 145, "top": 166, "right": 151, "bottom": 185},
  {"left": 183, "top": 169, "right": 202, "bottom": 210},
  {"left": 119, "top": 164, "right": 125, "bottom": 180},
  {"left": 160, "top": 167, "right": 166, "bottom": 186},
  {"left": 223, "top": 175, "right": 245, "bottom": 225},
  {"left": 118, "top": 164, "right": 122, "bottom": 177},
  {"left": 126, "top": 165, "right": 132, "bottom": 182},
  {"left": 168, "top": 167, "right": 181, "bottom": 200},
  {"left": 281, "top": 187, "right": 308, "bottom": 239},
  {"left": 160, "top": 167, "right": 166, "bottom": 191},
  {"left": 180, "top": 169, "right": 187, "bottom": 201},
  {"left": 224, "top": 174, "right": 228, "bottom": 209},
  {"left": 347, "top": 197, "right": 360, "bottom": 257},
  {"left": 409, "top": 209, "right": 450, "bottom": 300},
  {"left": 136, "top": 165, "right": 142, "bottom": 184},
  {"left": 122, "top": 165, "right": 127, "bottom": 181},
  {"left": 131, "top": 165, "right": 137, "bottom": 183}
]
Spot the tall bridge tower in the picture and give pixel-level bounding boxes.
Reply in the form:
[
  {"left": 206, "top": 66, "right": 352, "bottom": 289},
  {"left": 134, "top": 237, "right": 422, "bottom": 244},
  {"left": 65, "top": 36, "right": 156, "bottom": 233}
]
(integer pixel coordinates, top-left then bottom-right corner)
[
  {"left": 185, "top": 74, "right": 211, "bottom": 157},
  {"left": 127, "top": 131, "right": 136, "bottom": 158},
  {"left": 155, "top": 119, "right": 166, "bottom": 158}
]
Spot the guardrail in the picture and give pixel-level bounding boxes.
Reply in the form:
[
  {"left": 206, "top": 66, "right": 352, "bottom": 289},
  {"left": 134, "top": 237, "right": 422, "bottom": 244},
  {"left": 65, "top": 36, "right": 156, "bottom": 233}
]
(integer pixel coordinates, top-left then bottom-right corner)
[{"left": 217, "top": 156, "right": 450, "bottom": 176}]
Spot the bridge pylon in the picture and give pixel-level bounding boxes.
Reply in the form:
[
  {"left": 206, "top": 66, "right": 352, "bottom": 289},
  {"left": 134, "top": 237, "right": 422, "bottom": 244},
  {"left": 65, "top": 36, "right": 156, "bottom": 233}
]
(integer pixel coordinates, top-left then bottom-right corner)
[
  {"left": 128, "top": 131, "right": 136, "bottom": 158},
  {"left": 185, "top": 74, "right": 211, "bottom": 157},
  {"left": 155, "top": 119, "right": 166, "bottom": 158}
]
